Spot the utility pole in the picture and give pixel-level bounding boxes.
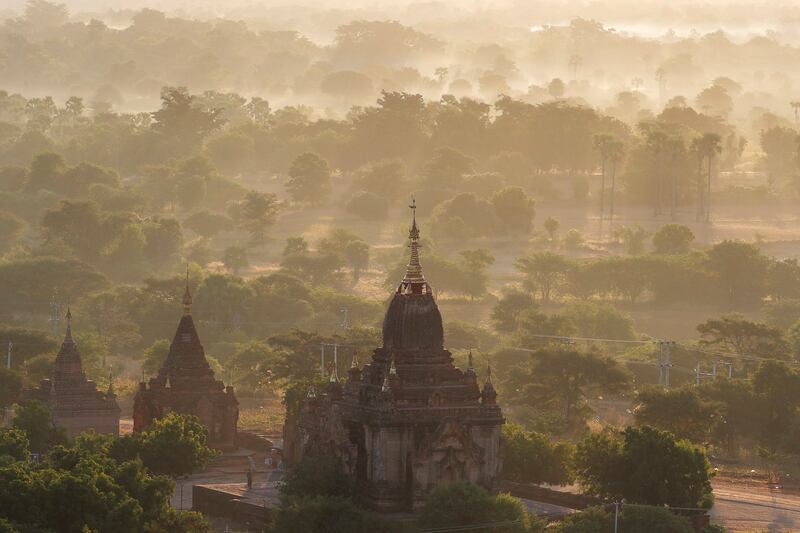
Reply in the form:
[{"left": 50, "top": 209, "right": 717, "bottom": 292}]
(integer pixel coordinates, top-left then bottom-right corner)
[
  {"left": 614, "top": 502, "right": 620, "bottom": 533},
  {"left": 6, "top": 341, "right": 11, "bottom": 369},
  {"left": 320, "top": 344, "right": 326, "bottom": 378},
  {"left": 695, "top": 362, "right": 714, "bottom": 385},
  {"left": 333, "top": 343, "right": 338, "bottom": 378},
  {"left": 720, "top": 361, "right": 733, "bottom": 379},
  {"left": 657, "top": 342, "right": 664, "bottom": 386},
  {"left": 657, "top": 340, "right": 674, "bottom": 388}
]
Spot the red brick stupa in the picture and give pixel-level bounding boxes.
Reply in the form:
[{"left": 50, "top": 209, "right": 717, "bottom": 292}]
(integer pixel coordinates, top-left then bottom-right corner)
[
  {"left": 26, "top": 309, "right": 120, "bottom": 437},
  {"left": 133, "top": 277, "right": 238, "bottom": 450}
]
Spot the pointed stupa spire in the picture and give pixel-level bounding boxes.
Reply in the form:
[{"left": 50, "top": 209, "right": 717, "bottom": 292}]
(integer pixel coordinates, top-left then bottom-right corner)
[
  {"left": 402, "top": 197, "right": 425, "bottom": 285},
  {"left": 350, "top": 350, "right": 359, "bottom": 368},
  {"left": 485, "top": 361, "right": 493, "bottom": 384},
  {"left": 329, "top": 361, "right": 339, "bottom": 383},
  {"left": 64, "top": 307, "right": 74, "bottom": 344},
  {"left": 467, "top": 350, "right": 475, "bottom": 374},
  {"left": 182, "top": 266, "right": 193, "bottom": 316},
  {"left": 389, "top": 357, "right": 397, "bottom": 376}
]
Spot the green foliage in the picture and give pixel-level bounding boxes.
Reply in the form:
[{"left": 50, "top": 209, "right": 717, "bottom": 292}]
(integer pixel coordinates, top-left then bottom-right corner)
[
  {"left": 705, "top": 240, "right": 767, "bottom": 307},
  {"left": 152, "top": 87, "right": 224, "bottom": 151},
  {"left": 652, "top": 224, "right": 695, "bottom": 254},
  {"left": 458, "top": 248, "right": 495, "bottom": 300},
  {"left": 767, "top": 258, "right": 800, "bottom": 301},
  {"left": 561, "top": 301, "right": 636, "bottom": 340},
  {"left": 697, "top": 314, "right": 789, "bottom": 358},
  {"left": 352, "top": 159, "right": 406, "bottom": 197},
  {"left": 422, "top": 147, "right": 474, "bottom": 189},
  {"left": 574, "top": 426, "right": 714, "bottom": 508},
  {"left": 490, "top": 186, "right": 536, "bottom": 234},
  {"left": 514, "top": 252, "right": 573, "bottom": 302},
  {"left": 235, "top": 191, "right": 280, "bottom": 244},
  {"left": 142, "top": 339, "right": 170, "bottom": 375},
  {"left": 12, "top": 400, "right": 67, "bottom": 454},
  {"left": 751, "top": 361, "right": 800, "bottom": 452},
  {"left": 417, "top": 482, "right": 534, "bottom": 532},
  {"left": 222, "top": 245, "right": 249, "bottom": 274},
  {"left": 634, "top": 386, "right": 718, "bottom": 442},
  {"left": 0, "top": 429, "right": 30, "bottom": 461},
  {"left": 287, "top": 153, "right": 331, "bottom": 205},
  {"left": 0, "top": 367, "right": 23, "bottom": 407},
  {"left": 183, "top": 210, "right": 234, "bottom": 238},
  {"left": 430, "top": 192, "right": 497, "bottom": 241},
  {"left": 491, "top": 288, "right": 536, "bottom": 333},
  {"left": 501, "top": 424, "right": 574, "bottom": 485},
  {"left": 504, "top": 348, "right": 630, "bottom": 430},
  {"left": 554, "top": 505, "right": 694, "bottom": 533},
  {"left": 0, "top": 211, "right": 23, "bottom": 252},
  {"left": 270, "top": 495, "right": 398, "bottom": 533},
  {"left": 346, "top": 191, "right": 389, "bottom": 220},
  {"left": 119, "top": 413, "right": 218, "bottom": 477},
  {"left": 279, "top": 454, "right": 353, "bottom": 503},
  {"left": 0, "top": 429, "right": 210, "bottom": 533}
]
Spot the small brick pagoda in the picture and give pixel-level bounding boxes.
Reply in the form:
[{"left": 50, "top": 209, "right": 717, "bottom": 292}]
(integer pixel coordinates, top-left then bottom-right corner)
[
  {"left": 26, "top": 309, "right": 120, "bottom": 438},
  {"left": 283, "top": 201, "right": 504, "bottom": 511},
  {"left": 133, "top": 279, "right": 239, "bottom": 450}
]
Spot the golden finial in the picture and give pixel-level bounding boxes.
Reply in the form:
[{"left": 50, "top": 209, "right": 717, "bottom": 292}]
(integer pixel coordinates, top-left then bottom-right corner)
[{"left": 402, "top": 197, "right": 425, "bottom": 284}]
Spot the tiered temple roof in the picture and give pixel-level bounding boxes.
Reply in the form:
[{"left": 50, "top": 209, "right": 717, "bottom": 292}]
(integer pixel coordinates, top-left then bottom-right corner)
[
  {"left": 133, "top": 276, "right": 238, "bottom": 450},
  {"left": 284, "top": 199, "right": 503, "bottom": 511},
  {"left": 27, "top": 309, "right": 120, "bottom": 437}
]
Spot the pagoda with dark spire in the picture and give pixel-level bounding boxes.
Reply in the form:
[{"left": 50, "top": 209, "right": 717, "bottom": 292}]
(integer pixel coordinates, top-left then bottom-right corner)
[
  {"left": 133, "top": 274, "right": 239, "bottom": 450},
  {"left": 26, "top": 309, "right": 120, "bottom": 437},
  {"left": 283, "top": 200, "right": 504, "bottom": 511}
]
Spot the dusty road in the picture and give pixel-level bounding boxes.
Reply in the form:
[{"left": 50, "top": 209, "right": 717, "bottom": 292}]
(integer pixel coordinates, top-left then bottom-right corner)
[{"left": 711, "top": 481, "right": 800, "bottom": 532}]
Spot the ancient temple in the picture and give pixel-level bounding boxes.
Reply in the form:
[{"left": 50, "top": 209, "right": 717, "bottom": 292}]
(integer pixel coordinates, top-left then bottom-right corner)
[
  {"left": 133, "top": 279, "right": 239, "bottom": 450},
  {"left": 283, "top": 201, "right": 504, "bottom": 511},
  {"left": 26, "top": 309, "right": 120, "bottom": 438}
]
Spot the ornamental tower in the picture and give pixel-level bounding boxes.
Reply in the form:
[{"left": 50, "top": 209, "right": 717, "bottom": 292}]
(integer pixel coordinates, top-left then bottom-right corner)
[
  {"left": 133, "top": 274, "right": 239, "bottom": 450},
  {"left": 284, "top": 200, "right": 503, "bottom": 511},
  {"left": 26, "top": 309, "right": 120, "bottom": 437}
]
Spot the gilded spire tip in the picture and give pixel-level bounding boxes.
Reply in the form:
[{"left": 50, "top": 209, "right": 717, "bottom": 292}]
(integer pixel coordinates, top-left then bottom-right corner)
[{"left": 402, "top": 198, "right": 425, "bottom": 285}]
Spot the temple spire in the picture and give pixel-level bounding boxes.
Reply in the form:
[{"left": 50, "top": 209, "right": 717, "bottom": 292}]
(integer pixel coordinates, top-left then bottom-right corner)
[
  {"left": 64, "top": 307, "right": 74, "bottom": 344},
  {"left": 182, "top": 267, "right": 193, "bottom": 316},
  {"left": 467, "top": 350, "right": 475, "bottom": 374},
  {"left": 402, "top": 197, "right": 425, "bottom": 285}
]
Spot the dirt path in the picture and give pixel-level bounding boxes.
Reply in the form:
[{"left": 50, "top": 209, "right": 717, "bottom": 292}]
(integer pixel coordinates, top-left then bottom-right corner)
[{"left": 711, "top": 480, "right": 800, "bottom": 532}]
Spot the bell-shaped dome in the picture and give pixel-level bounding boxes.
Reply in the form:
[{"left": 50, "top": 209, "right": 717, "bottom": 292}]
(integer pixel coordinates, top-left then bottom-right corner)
[
  {"left": 381, "top": 198, "right": 444, "bottom": 351},
  {"left": 382, "top": 290, "right": 444, "bottom": 350}
]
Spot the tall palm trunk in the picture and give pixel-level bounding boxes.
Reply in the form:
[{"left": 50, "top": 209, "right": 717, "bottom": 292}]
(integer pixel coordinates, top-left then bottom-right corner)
[
  {"left": 696, "top": 157, "right": 704, "bottom": 222},
  {"left": 609, "top": 158, "right": 617, "bottom": 232},
  {"left": 706, "top": 155, "right": 713, "bottom": 223},
  {"left": 671, "top": 167, "right": 678, "bottom": 221},
  {"left": 599, "top": 159, "right": 606, "bottom": 220}
]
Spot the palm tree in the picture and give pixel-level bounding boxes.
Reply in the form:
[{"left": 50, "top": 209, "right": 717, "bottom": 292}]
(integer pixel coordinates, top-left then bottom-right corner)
[
  {"left": 592, "top": 134, "right": 614, "bottom": 221},
  {"left": 607, "top": 139, "right": 625, "bottom": 232},
  {"left": 644, "top": 129, "right": 668, "bottom": 216},
  {"left": 698, "top": 133, "right": 722, "bottom": 223},
  {"left": 791, "top": 101, "right": 800, "bottom": 125},
  {"left": 664, "top": 137, "right": 686, "bottom": 221},
  {"left": 690, "top": 137, "right": 705, "bottom": 221}
]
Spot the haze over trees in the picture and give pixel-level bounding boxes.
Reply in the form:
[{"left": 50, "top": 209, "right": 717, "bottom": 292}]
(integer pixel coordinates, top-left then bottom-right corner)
[{"left": 1, "top": 2, "right": 800, "bottom": 531}]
